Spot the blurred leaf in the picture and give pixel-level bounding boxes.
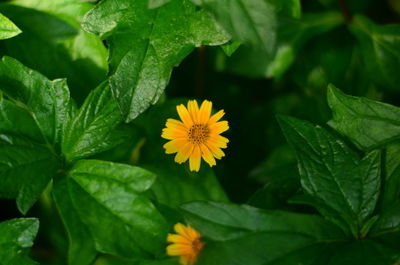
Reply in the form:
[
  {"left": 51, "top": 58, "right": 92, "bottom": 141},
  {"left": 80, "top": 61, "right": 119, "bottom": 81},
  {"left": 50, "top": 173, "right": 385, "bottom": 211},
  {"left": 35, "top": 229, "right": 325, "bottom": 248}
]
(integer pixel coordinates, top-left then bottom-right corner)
[
  {"left": 53, "top": 177, "right": 97, "bottom": 265},
  {"left": 326, "top": 240, "right": 400, "bottom": 265},
  {"left": 221, "top": 40, "right": 241, "bottom": 56},
  {"left": 371, "top": 201, "right": 400, "bottom": 235},
  {"left": 269, "top": 0, "right": 301, "bottom": 18},
  {"left": 61, "top": 81, "right": 131, "bottom": 163},
  {"left": 191, "top": 0, "right": 277, "bottom": 53},
  {"left": 0, "top": 218, "right": 39, "bottom": 265},
  {"left": 0, "top": 13, "right": 21, "bottom": 39},
  {"left": 328, "top": 84, "right": 400, "bottom": 151},
  {"left": 181, "top": 201, "right": 344, "bottom": 265},
  {"left": 148, "top": 0, "right": 171, "bottom": 9},
  {"left": 278, "top": 115, "right": 381, "bottom": 237},
  {"left": 223, "top": 12, "right": 343, "bottom": 79},
  {"left": 83, "top": 0, "right": 229, "bottom": 121},
  {"left": 65, "top": 159, "right": 167, "bottom": 258},
  {"left": 0, "top": 0, "right": 107, "bottom": 102},
  {"left": 350, "top": 15, "right": 400, "bottom": 91}
]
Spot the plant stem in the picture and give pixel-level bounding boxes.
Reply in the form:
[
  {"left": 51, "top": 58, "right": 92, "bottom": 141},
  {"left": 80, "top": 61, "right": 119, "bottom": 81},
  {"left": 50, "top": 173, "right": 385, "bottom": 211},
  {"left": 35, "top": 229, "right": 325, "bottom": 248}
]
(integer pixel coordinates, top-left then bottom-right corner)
[{"left": 337, "top": 0, "right": 352, "bottom": 23}]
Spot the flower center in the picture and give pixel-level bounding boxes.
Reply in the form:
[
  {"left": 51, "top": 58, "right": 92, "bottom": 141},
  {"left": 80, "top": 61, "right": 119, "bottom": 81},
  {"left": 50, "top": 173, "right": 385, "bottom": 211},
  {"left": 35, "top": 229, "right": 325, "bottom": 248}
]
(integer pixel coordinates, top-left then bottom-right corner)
[{"left": 188, "top": 124, "right": 209, "bottom": 144}]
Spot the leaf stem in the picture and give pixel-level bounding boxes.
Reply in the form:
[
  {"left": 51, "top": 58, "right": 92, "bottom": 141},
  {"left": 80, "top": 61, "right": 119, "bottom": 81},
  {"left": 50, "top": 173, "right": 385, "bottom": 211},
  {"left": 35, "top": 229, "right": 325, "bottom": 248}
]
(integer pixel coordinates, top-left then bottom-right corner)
[{"left": 337, "top": 0, "right": 352, "bottom": 23}]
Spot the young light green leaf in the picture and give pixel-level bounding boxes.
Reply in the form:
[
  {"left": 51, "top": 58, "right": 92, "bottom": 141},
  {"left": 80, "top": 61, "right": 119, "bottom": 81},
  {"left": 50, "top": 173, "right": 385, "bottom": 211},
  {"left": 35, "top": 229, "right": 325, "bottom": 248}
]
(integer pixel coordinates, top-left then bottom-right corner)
[
  {"left": 328, "top": 84, "right": 400, "bottom": 150},
  {"left": 350, "top": 15, "right": 400, "bottom": 91},
  {"left": 61, "top": 81, "right": 130, "bottom": 163},
  {"left": 0, "top": 13, "right": 21, "bottom": 39},
  {"left": 0, "top": 218, "right": 39, "bottom": 265},
  {"left": 269, "top": 0, "right": 302, "bottom": 18},
  {"left": 148, "top": 0, "right": 171, "bottom": 9},
  {"left": 278, "top": 116, "right": 381, "bottom": 237},
  {"left": 82, "top": 0, "right": 230, "bottom": 122},
  {"left": 53, "top": 177, "right": 97, "bottom": 265},
  {"left": 0, "top": 1, "right": 107, "bottom": 101},
  {"left": 66, "top": 159, "right": 167, "bottom": 258},
  {"left": 181, "top": 201, "right": 344, "bottom": 265},
  {"left": 191, "top": 0, "right": 277, "bottom": 53}
]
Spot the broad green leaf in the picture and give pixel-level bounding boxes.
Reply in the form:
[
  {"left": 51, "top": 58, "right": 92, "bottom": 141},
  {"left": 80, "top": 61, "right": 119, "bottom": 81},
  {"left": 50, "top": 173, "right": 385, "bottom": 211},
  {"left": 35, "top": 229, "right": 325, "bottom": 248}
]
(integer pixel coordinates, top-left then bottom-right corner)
[
  {"left": 0, "top": 13, "right": 21, "bottom": 39},
  {"left": 53, "top": 177, "right": 97, "bottom": 265},
  {"left": 191, "top": 0, "right": 277, "bottom": 53},
  {"left": 350, "top": 15, "right": 400, "bottom": 91},
  {"left": 0, "top": 1, "right": 107, "bottom": 102},
  {"left": 83, "top": 0, "right": 229, "bottom": 121},
  {"left": 381, "top": 142, "right": 400, "bottom": 210},
  {"left": 66, "top": 159, "right": 167, "bottom": 258},
  {"left": 181, "top": 202, "right": 344, "bottom": 265},
  {"left": 371, "top": 201, "right": 400, "bottom": 235},
  {"left": 0, "top": 218, "right": 39, "bottom": 265},
  {"left": 327, "top": 84, "right": 400, "bottom": 151},
  {"left": 0, "top": 57, "right": 67, "bottom": 213},
  {"left": 278, "top": 116, "right": 381, "bottom": 237},
  {"left": 181, "top": 201, "right": 343, "bottom": 241},
  {"left": 0, "top": 56, "right": 70, "bottom": 146},
  {"left": 146, "top": 163, "right": 228, "bottom": 208},
  {"left": 61, "top": 81, "right": 130, "bottom": 163}
]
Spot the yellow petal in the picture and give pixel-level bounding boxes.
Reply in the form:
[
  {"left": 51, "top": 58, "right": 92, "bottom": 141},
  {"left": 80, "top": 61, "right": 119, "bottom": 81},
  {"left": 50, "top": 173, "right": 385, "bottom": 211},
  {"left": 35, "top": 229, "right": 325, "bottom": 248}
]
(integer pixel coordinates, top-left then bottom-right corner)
[
  {"left": 162, "top": 127, "right": 188, "bottom": 140},
  {"left": 207, "top": 144, "right": 225, "bottom": 159},
  {"left": 177, "top": 104, "right": 193, "bottom": 127},
  {"left": 163, "top": 139, "right": 188, "bottom": 154},
  {"left": 179, "top": 256, "right": 190, "bottom": 265},
  {"left": 188, "top": 100, "right": 200, "bottom": 123},
  {"left": 165, "top": 118, "right": 187, "bottom": 130},
  {"left": 189, "top": 145, "right": 201, "bottom": 172},
  {"left": 208, "top": 109, "right": 225, "bottom": 124},
  {"left": 198, "top": 100, "right": 212, "bottom": 124},
  {"left": 200, "top": 143, "right": 216, "bottom": 167},
  {"left": 209, "top": 121, "right": 229, "bottom": 134},
  {"left": 167, "top": 234, "right": 190, "bottom": 244},
  {"left": 175, "top": 143, "right": 194, "bottom": 164},
  {"left": 167, "top": 244, "right": 192, "bottom": 256},
  {"left": 207, "top": 135, "right": 229, "bottom": 149}
]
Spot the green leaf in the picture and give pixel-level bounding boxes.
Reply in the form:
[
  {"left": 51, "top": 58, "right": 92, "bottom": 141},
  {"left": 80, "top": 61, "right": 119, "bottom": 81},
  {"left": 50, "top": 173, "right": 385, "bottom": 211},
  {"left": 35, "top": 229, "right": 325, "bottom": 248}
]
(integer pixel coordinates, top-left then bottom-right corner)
[
  {"left": 278, "top": 115, "right": 381, "bottom": 237},
  {"left": 0, "top": 218, "right": 39, "bottom": 265},
  {"left": 381, "top": 142, "right": 400, "bottom": 210},
  {"left": 371, "top": 201, "right": 400, "bottom": 234},
  {"left": 326, "top": 240, "right": 400, "bottom": 265},
  {"left": 83, "top": 0, "right": 229, "bottom": 121},
  {"left": 192, "top": 0, "right": 277, "bottom": 53},
  {"left": 53, "top": 177, "right": 97, "bottom": 265},
  {"left": 148, "top": 0, "right": 171, "bottom": 9},
  {"left": 327, "top": 84, "right": 400, "bottom": 151},
  {"left": 222, "top": 12, "right": 343, "bottom": 79},
  {"left": 61, "top": 81, "right": 130, "bottom": 163},
  {"left": 0, "top": 56, "right": 69, "bottom": 213},
  {"left": 269, "top": 0, "right": 302, "bottom": 19},
  {"left": 181, "top": 201, "right": 344, "bottom": 265},
  {"left": 0, "top": 56, "right": 70, "bottom": 146},
  {"left": 350, "top": 15, "right": 400, "bottom": 91},
  {"left": 0, "top": 1, "right": 107, "bottom": 102},
  {"left": 65, "top": 159, "right": 167, "bottom": 258},
  {"left": 145, "top": 163, "right": 228, "bottom": 208},
  {"left": 0, "top": 13, "right": 21, "bottom": 39}
]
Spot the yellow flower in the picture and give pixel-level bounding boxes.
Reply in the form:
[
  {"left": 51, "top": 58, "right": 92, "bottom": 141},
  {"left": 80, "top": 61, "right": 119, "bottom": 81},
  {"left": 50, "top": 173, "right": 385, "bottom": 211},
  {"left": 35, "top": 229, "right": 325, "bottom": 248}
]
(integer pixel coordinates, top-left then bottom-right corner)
[
  {"left": 166, "top": 223, "right": 205, "bottom": 265},
  {"left": 161, "top": 100, "right": 229, "bottom": 172}
]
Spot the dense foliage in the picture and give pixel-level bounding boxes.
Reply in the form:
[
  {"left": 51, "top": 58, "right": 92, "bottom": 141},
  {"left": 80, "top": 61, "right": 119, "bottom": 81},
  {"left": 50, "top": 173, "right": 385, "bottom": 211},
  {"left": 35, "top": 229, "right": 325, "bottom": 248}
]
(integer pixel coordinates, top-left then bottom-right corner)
[{"left": 0, "top": 0, "right": 400, "bottom": 264}]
